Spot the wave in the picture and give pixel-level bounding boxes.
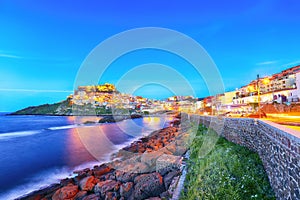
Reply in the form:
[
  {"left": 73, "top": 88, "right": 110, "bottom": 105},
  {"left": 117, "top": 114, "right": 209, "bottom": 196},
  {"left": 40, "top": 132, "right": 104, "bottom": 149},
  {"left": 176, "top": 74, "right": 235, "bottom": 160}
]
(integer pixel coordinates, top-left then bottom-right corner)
[
  {"left": 47, "top": 122, "right": 99, "bottom": 131},
  {"left": 112, "top": 129, "right": 154, "bottom": 153},
  {"left": 46, "top": 124, "right": 81, "bottom": 130},
  {"left": 0, "top": 161, "right": 104, "bottom": 200},
  {"left": 72, "top": 160, "right": 104, "bottom": 175},
  {"left": 0, "top": 130, "right": 42, "bottom": 140},
  {"left": 0, "top": 167, "right": 72, "bottom": 200},
  {"left": 0, "top": 123, "right": 93, "bottom": 140}
]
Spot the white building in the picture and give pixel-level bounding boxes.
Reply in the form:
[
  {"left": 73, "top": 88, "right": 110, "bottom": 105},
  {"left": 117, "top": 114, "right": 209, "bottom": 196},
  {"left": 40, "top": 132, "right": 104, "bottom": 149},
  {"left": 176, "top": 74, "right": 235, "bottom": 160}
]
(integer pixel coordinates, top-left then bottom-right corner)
[{"left": 291, "top": 72, "right": 300, "bottom": 102}]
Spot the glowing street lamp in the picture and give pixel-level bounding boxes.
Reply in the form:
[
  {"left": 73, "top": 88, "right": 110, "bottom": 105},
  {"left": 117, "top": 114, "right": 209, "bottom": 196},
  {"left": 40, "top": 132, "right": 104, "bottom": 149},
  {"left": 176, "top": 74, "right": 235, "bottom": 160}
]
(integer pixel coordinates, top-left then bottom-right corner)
[
  {"left": 262, "top": 77, "right": 270, "bottom": 85},
  {"left": 247, "top": 85, "right": 255, "bottom": 93}
]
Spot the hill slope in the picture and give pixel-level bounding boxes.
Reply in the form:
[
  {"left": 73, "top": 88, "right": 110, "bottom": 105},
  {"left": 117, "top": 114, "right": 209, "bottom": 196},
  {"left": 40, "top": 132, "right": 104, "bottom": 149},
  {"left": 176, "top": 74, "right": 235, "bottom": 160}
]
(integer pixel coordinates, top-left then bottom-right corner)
[{"left": 10, "top": 100, "right": 72, "bottom": 115}]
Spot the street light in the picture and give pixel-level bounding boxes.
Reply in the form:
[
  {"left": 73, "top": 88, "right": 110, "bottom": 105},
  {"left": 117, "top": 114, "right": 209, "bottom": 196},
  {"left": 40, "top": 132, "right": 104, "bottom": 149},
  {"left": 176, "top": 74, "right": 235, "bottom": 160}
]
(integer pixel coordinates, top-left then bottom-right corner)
[
  {"left": 257, "top": 74, "right": 261, "bottom": 118},
  {"left": 257, "top": 75, "right": 271, "bottom": 118}
]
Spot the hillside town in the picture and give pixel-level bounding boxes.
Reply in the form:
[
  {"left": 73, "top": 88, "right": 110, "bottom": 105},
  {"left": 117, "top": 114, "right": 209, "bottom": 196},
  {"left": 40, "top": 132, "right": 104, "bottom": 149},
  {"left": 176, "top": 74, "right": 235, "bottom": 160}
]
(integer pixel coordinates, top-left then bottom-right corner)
[{"left": 68, "top": 65, "right": 300, "bottom": 116}]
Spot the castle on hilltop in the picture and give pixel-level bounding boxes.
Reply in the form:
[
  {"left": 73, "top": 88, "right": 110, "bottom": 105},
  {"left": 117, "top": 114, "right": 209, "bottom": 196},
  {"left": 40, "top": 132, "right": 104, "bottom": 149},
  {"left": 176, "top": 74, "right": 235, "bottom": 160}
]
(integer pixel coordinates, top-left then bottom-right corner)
[{"left": 68, "top": 83, "right": 198, "bottom": 114}]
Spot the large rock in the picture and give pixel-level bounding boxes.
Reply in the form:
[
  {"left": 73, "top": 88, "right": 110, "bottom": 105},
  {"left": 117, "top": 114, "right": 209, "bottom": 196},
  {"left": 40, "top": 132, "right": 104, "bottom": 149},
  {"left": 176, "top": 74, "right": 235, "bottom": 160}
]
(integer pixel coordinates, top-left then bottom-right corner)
[
  {"left": 133, "top": 162, "right": 150, "bottom": 173},
  {"left": 175, "top": 133, "right": 190, "bottom": 146},
  {"left": 175, "top": 146, "right": 187, "bottom": 156},
  {"left": 127, "top": 154, "right": 142, "bottom": 164},
  {"left": 115, "top": 170, "right": 138, "bottom": 183},
  {"left": 163, "top": 170, "right": 180, "bottom": 189},
  {"left": 98, "top": 116, "right": 117, "bottom": 123},
  {"left": 130, "top": 114, "right": 143, "bottom": 119},
  {"left": 82, "top": 194, "right": 100, "bottom": 200},
  {"left": 133, "top": 172, "right": 165, "bottom": 200},
  {"left": 52, "top": 184, "right": 79, "bottom": 200},
  {"left": 167, "top": 175, "right": 180, "bottom": 198},
  {"left": 156, "top": 154, "right": 182, "bottom": 176},
  {"left": 165, "top": 143, "right": 177, "bottom": 154},
  {"left": 74, "top": 168, "right": 92, "bottom": 176},
  {"left": 165, "top": 142, "right": 187, "bottom": 156},
  {"left": 60, "top": 178, "right": 75, "bottom": 187},
  {"left": 141, "top": 151, "right": 164, "bottom": 166},
  {"left": 117, "top": 162, "right": 136, "bottom": 173},
  {"left": 93, "top": 164, "right": 112, "bottom": 178},
  {"left": 115, "top": 149, "right": 135, "bottom": 159},
  {"left": 102, "top": 171, "right": 116, "bottom": 181},
  {"left": 158, "top": 147, "right": 173, "bottom": 155},
  {"left": 79, "top": 176, "right": 96, "bottom": 191},
  {"left": 104, "top": 191, "right": 119, "bottom": 200},
  {"left": 159, "top": 191, "right": 170, "bottom": 199},
  {"left": 116, "top": 161, "right": 149, "bottom": 174},
  {"left": 151, "top": 142, "right": 164, "bottom": 151},
  {"left": 73, "top": 173, "right": 88, "bottom": 185},
  {"left": 94, "top": 180, "right": 120, "bottom": 197},
  {"left": 120, "top": 182, "right": 134, "bottom": 198},
  {"left": 74, "top": 190, "right": 87, "bottom": 200}
]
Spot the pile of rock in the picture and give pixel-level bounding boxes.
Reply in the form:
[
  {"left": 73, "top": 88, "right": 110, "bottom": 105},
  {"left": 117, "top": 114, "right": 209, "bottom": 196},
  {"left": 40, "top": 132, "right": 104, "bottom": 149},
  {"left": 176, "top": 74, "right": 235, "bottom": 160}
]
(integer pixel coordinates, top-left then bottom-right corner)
[
  {"left": 98, "top": 114, "right": 143, "bottom": 124},
  {"left": 19, "top": 120, "right": 190, "bottom": 200}
]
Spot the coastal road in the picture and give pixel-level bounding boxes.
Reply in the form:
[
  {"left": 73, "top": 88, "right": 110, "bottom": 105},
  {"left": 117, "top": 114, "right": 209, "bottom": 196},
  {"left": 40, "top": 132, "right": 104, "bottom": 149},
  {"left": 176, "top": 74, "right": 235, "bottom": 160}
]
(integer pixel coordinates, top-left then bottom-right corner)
[
  {"left": 285, "top": 125, "right": 300, "bottom": 132},
  {"left": 263, "top": 114, "right": 300, "bottom": 132}
]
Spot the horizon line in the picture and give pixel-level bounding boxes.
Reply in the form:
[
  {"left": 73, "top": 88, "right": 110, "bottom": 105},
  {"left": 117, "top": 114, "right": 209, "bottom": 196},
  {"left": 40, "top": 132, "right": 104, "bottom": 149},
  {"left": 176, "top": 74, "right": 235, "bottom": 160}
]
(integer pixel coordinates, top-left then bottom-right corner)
[{"left": 0, "top": 88, "right": 73, "bottom": 93}]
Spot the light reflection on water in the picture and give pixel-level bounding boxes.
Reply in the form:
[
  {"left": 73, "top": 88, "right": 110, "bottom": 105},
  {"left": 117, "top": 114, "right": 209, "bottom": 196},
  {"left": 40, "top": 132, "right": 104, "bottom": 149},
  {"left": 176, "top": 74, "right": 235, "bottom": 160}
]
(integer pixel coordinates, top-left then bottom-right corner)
[
  {"left": 70, "top": 116, "right": 170, "bottom": 163},
  {"left": 0, "top": 115, "right": 174, "bottom": 199},
  {"left": 64, "top": 128, "right": 98, "bottom": 167}
]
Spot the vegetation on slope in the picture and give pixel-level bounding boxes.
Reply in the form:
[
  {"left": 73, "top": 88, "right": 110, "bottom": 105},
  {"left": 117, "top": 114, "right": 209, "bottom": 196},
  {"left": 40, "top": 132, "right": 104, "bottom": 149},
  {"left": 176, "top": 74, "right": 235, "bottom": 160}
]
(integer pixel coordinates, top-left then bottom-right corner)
[
  {"left": 11, "top": 101, "right": 137, "bottom": 116},
  {"left": 11, "top": 101, "right": 68, "bottom": 115},
  {"left": 181, "top": 125, "right": 276, "bottom": 200}
]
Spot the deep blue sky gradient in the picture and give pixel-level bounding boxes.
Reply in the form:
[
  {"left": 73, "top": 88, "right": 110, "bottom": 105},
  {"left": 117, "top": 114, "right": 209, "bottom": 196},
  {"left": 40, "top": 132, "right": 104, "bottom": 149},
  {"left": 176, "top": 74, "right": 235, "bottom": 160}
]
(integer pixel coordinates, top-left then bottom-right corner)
[{"left": 1, "top": 0, "right": 300, "bottom": 111}]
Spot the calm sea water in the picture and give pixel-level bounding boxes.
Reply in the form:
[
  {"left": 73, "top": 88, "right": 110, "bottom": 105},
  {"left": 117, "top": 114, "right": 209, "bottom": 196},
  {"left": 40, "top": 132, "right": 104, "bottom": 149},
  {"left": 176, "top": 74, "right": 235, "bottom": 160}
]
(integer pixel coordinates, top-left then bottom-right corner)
[{"left": 0, "top": 113, "right": 172, "bottom": 199}]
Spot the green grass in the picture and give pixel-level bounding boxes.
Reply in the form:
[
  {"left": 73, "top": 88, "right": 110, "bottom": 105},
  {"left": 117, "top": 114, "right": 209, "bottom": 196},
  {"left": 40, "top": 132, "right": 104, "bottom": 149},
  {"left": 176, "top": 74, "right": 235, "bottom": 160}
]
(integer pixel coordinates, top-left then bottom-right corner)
[{"left": 181, "top": 124, "right": 276, "bottom": 200}]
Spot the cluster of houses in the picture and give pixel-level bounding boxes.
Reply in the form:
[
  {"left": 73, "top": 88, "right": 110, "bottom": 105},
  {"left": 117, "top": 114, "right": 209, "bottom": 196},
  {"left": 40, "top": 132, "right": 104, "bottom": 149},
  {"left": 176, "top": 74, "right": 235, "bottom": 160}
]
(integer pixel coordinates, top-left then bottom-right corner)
[
  {"left": 68, "top": 83, "right": 197, "bottom": 114},
  {"left": 68, "top": 65, "right": 300, "bottom": 115},
  {"left": 196, "top": 65, "right": 300, "bottom": 115}
]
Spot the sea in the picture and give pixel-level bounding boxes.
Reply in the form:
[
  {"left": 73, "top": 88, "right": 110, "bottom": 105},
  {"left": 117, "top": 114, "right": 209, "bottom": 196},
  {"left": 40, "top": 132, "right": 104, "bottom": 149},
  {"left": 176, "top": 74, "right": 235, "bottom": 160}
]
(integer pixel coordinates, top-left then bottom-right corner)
[{"left": 0, "top": 113, "right": 173, "bottom": 199}]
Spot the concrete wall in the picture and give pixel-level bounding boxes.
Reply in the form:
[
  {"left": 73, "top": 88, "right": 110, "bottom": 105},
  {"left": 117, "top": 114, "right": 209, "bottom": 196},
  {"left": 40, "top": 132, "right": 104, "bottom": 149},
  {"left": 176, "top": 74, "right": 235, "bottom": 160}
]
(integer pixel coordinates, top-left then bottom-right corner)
[{"left": 188, "top": 115, "right": 300, "bottom": 200}]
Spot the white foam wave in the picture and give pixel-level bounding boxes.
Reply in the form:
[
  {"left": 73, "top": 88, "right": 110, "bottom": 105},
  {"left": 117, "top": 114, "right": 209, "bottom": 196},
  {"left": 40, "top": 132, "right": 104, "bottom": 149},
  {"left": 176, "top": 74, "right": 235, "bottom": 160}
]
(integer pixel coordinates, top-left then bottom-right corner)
[
  {"left": 0, "top": 123, "right": 97, "bottom": 140},
  {"left": 112, "top": 129, "right": 153, "bottom": 152},
  {"left": 0, "top": 161, "right": 105, "bottom": 200},
  {"left": 47, "top": 124, "right": 80, "bottom": 130},
  {"left": 0, "top": 130, "right": 42, "bottom": 140},
  {"left": 47, "top": 123, "right": 99, "bottom": 130},
  {"left": 71, "top": 161, "right": 103, "bottom": 175},
  {"left": 0, "top": 167, "right": 71, "bottom": 200}
]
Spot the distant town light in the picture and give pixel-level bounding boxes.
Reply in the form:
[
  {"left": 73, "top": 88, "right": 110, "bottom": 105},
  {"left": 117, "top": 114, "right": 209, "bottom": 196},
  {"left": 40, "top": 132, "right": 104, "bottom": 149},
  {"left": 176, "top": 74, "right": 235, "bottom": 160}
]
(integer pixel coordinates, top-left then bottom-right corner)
[{"left": 262, "top": 77, "right": 271, "bottom": 85}]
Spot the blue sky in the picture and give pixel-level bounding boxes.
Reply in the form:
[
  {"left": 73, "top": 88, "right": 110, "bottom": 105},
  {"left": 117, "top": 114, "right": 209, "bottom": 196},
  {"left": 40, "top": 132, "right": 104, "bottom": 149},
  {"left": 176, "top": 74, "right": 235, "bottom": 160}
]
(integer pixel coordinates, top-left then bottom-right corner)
[{"left": 1, "top": 0, "right": 300, "bottom": 111}]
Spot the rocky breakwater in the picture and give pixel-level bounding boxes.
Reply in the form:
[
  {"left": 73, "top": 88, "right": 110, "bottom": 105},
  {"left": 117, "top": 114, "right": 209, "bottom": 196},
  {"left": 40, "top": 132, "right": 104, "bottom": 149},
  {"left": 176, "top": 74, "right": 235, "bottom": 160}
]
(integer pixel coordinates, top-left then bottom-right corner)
[
  {"left": 19, "top": 119, "right": 190, "bottom": 200},
  {"left": 98, "top": 114, "right": 143, "bottom": 123}
]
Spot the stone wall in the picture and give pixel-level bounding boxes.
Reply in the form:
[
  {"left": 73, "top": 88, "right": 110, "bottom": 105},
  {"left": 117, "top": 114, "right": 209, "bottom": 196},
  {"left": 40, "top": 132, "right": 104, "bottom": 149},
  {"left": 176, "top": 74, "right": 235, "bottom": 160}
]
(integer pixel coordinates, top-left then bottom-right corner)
[{"left": 188, "top": 115, "right": 300, "bottom": 200}]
